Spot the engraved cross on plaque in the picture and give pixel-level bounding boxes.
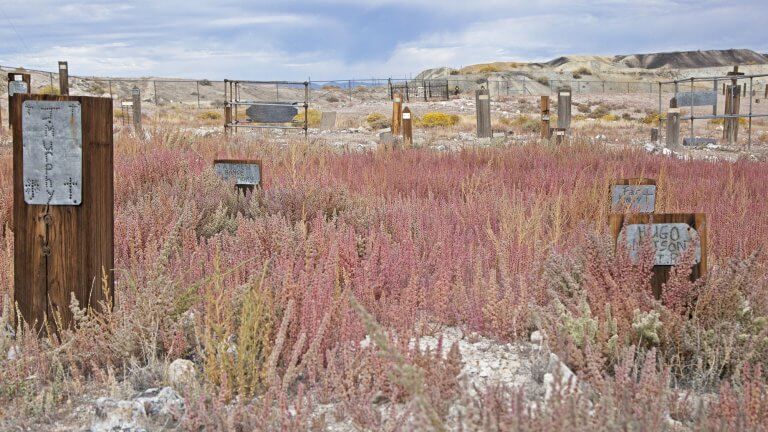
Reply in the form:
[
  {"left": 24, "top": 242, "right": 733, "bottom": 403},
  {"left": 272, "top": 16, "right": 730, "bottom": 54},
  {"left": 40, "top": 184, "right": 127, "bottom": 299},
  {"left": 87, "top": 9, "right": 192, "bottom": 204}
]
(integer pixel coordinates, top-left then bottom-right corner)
[{"left": 64, "top": 177, "right": 79, "bottom": 200}]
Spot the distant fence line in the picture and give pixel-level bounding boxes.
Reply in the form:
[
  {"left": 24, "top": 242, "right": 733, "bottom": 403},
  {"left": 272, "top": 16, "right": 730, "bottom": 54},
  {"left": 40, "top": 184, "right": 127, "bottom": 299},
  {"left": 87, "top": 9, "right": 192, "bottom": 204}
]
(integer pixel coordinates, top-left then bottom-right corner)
[{"left": 2, "top": 63, "right": 681, "bottom": 108}]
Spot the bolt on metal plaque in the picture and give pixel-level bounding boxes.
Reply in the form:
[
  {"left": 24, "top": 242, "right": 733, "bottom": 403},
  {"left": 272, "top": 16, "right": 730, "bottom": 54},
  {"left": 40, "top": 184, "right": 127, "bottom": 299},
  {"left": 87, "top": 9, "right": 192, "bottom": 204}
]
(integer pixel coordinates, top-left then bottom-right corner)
[
  {"left": 8, "top": 81, "right": 28, "bottom": 96},
  {"left": 214, "top": 161, "right": 261, "bottom": 186},
  {"left": 621, "top": 223, "right": 701, "bottom": 265},
  {"left": 611, "top": 185, "right": 656, "bottom": 213},
  {"left": 22, "top": 100, "right": 83, "bottom": 205}
]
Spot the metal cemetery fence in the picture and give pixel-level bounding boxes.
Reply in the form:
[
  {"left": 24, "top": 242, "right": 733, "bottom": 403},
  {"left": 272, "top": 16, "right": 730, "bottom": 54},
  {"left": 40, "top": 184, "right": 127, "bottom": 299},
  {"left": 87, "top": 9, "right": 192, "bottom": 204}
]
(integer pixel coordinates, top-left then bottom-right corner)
[
  {"left": 2, "top": 63, "right": 683, "bottom": 110},
  {"left": 388, "top": 79, "right": 450, "bottom": 101},
  {"left": 657, "top": 70, "right": 768, "bottom": 148},
  {"left": 224, "top": 79, "right": 309, "bottom": 136}
]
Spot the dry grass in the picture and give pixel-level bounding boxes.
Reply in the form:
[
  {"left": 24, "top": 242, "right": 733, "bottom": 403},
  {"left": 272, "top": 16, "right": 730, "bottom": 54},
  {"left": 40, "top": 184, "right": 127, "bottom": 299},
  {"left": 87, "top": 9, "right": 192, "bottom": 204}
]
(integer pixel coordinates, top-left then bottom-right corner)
[{"left": 0, "top": 122, "right": 767, "bottom": 430}]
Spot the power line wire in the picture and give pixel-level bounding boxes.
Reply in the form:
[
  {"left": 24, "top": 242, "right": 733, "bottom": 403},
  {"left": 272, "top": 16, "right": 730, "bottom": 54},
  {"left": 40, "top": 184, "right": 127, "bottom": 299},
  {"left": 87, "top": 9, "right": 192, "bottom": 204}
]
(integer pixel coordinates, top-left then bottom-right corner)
[{"left": 0, "top": 5, "right": 30, "bottom": 52}]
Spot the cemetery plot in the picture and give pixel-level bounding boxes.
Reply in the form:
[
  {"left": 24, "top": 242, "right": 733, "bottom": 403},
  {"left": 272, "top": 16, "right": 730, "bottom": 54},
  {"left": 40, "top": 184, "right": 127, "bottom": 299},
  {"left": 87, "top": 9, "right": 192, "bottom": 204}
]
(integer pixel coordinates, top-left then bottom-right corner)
[
  {"left": 224, "top": 79, "right": 309, "bottom": 136},
  {"left": 389, "top": 79, "right": 449, "bottom": 102}
]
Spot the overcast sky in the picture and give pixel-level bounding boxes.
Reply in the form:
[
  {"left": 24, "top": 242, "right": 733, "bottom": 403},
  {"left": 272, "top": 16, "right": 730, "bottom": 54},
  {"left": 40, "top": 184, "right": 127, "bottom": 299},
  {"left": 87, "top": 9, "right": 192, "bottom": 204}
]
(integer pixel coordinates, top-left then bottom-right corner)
[{"left": 0, "top": 0, "right": 766, "bottom": 80}]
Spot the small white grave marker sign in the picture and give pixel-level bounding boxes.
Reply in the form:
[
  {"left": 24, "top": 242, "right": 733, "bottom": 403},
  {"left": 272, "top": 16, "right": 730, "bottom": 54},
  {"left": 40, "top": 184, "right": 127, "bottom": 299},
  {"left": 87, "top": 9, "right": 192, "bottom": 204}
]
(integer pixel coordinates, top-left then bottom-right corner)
[{"left": 611, "top": 184, "right": 656, "bottom": 213}]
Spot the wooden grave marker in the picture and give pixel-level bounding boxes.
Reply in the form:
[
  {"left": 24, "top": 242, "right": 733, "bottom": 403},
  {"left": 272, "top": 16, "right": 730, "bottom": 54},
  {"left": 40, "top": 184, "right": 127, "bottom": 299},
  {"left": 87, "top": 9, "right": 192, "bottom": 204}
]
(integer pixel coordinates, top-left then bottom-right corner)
[
  {"left": 214, "top": 159, "right": 262, "bottom": 194},
  {"left": 540, "top": 95, "right": 551, "bottom": 139},
  {"left": 476, "top": 87, "right": 492, "bottom": 138},
  {"left": 131, "top": 86, "right": 142, "bottom": 131},
  {"left": 610, "top": 178, "right": 656, "bottom": 214},
  {"left": 724, "top": 66, "right": 745, "bottom": 145},
  {"left": 12, "top": 94, "right": 114, "bottom": 332},
  {"left": 556, "top": 87, "right": 571, "bottom": 130},
  {"left": 610, "top": 213, "right": 707, "bottom": 299},
  {"left": 402, "top": 107, "right": 413, "bottom": 147},
  {"left": 392, "top": 93, "right": 403, "bottom": 135},
  {"left": 666, "top": 100, "right": 681, "bottom": 149},
  {"left": 58, "top": 61, "right": 69, "bottom": 96}
]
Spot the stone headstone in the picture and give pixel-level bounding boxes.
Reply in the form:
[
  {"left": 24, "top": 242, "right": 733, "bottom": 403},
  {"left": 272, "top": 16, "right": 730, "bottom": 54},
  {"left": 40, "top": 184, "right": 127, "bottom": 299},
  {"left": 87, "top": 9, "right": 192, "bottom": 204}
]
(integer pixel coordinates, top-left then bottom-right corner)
[
  {"left": 675, "top": 91, "right": 717, "bottom": 107},
  {"left": 246, "top": 103, "right": 298, "bottom": 123},
  {"left": 622, "top": 223, "right": 701, "bottom": 265},
  {"left": 22, "top": 100, "right": 82, "bottom": 205},
  {"left": 320, "top": 111, "right": 337, "bottom": 130},
  {"left": 683, "top": 137, "right": 717, "bottom": 147},
  {"left": 378, "top": 129, "right": 395, "bottom": 145}
]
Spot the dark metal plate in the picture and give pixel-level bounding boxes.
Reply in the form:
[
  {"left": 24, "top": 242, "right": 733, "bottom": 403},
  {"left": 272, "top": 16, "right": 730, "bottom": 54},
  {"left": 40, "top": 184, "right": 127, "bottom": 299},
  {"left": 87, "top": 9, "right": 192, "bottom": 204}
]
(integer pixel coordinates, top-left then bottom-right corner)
[{"left": 246, "top": 103, "right": 299, "bottom": 123}]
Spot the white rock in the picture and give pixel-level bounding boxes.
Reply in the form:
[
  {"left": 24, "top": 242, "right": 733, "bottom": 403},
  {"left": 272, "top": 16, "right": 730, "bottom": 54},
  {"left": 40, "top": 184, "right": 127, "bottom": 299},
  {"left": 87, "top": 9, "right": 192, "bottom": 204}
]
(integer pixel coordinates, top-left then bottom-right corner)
[
  {"left": 6, "top": 345, "right": 19, "bottom": 361},
  {"left": 168, "top": 359, "right": 196, "bottom": 390},
  {"left": 92, "top": 398, "right": 148, "bottom": 432},
  {"left": 530, "top": 331, "right": 544, "bottom": 345}
]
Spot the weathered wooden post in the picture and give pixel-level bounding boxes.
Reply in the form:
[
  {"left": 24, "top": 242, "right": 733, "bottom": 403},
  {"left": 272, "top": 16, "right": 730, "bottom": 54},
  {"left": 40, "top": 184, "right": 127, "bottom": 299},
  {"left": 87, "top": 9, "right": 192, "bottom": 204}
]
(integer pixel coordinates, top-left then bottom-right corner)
[
  {"left": 724, "top": 66, "right": 744, "bottom": 145},
  {"left": 11, "top": 93, "right": 114, "bottom": 332},
  {"left": 402, "top": 107, "right": 413, "bottom": 147},
  {"left": 540, "top": 95, "right": 551, "bottom": 139},
  {"left": 666, "top": 108, "right": 680, "bottom": 148},
  {"left": 58, "top": 61, "right": 69, "bottom": 95},
  {"left": 214, "top": 159, "right": 261, "bottom": 195},
  {"left": 7, "top": 73, "right": 31, "bottom": 127},
  {"left": 610, "top": 213, "right": 707, "bottom": 299},
  {"left": 650, "top": 128, "right": 659, "bottom": 143},
  {"left": 131, "top": 86, "right": 142, "bottom": 132},
  {"left": 666, "top": 97, "right": 680, "bottom": 148},
  {"left": 476, "top": 87, "right": 492, "bottom": 138},
  {"left": 556, "top": 86, "right": 571, "bottom": 130},
  {"left": 392, "top": 92, "right": 403, "bottom": 136}
]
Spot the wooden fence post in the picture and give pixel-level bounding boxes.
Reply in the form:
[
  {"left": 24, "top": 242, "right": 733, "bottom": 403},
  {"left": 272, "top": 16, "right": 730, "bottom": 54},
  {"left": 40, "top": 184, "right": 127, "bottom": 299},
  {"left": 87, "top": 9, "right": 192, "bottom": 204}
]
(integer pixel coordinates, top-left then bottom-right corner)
[
  {"left": 557, "top": 86, "right": 572, "bottom": 130},
  {"left": 476, "top": 87, "right": 492, "bottom": 138},
  {"left": 610, "top": 213, "right": 706, "bottom": 299},
  {"left": 392, "top": 92, "right": 403, "bottom": 136},
  {"left": 131, "top": 86, "right": 142, "bottom": 132},
  {"left": 7, "top": 73, "right": 31, "bottom": 128},
  {"left": 402, "top": 107, "right": 413, "bottom": 147},
  {"left": 724, "top": 84, "right": 741, "bottom": 145},
  {"left": 540, "top": 95, "right": 550, "bottom": 139},
  {"left": 11, "top": 94, "right": 114, "bottom": 332},
  {"left": 666, "top": 108, "right": 680, "bottom": 148},
  {"left": 58, "top": 61, "right": 69, "bottom": 95}
]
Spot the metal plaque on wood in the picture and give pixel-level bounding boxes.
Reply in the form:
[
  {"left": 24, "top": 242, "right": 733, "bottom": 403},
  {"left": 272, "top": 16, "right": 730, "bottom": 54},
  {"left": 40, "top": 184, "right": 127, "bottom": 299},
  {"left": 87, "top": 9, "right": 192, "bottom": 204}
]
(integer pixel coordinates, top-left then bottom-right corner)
[
  {"left": 22, "top": 100, "right": 82, "bottom": 205},
  {"left": 675, "top": 91, "right": 717, "bottom": 107},
  {"left": 611, "top": 184, "right": 656, "bottom": 213},
  {"left": 621, "top": 223, "right": 701, "bottom": 265},
  {"left": 8, "top": 80, "right": 29, "bottom": 96},
  {"left": 246, "top": 103, "right": 298, "bottom": 123},
  {"left": 214, "top": 161, "right": 261, "bottom": 186}
]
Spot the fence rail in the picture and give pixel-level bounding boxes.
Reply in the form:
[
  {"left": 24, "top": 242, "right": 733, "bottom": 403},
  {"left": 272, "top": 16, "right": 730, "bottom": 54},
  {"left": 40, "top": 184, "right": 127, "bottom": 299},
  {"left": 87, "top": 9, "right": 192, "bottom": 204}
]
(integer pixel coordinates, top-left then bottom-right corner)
[{"left": 5, "top": 63, "right": 757, "bottom": 109}]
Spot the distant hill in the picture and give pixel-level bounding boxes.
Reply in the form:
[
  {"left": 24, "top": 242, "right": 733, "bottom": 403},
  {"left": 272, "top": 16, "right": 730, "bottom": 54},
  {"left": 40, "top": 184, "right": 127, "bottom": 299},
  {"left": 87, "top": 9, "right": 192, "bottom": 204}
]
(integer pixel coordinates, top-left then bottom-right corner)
[
  {"left": 613, "top": 49, "right": 768, "bottom": 69},
  {"left": 417, "top": 49, "right": 768, "bottom": 81}
]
